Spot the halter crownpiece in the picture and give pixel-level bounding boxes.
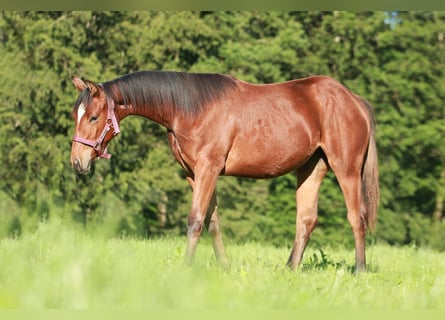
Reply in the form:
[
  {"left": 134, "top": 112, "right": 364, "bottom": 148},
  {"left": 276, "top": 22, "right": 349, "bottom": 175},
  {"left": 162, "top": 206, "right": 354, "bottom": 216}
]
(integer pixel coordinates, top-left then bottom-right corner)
[{"left": 72, "top": 85, "right": 120, "bottom": 159}]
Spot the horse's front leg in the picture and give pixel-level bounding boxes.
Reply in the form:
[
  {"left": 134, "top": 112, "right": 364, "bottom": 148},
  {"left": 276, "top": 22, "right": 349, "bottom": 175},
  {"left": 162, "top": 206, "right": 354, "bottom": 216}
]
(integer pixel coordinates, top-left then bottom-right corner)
[
  {"left": 185, "top": 177, "right": 229, "bottom": 267},
  {"left": 205, "top": 191, "right": 229, "bottom": 268},
  {"left": 184, "top": 157, "right": 223, "bottom": 266}
]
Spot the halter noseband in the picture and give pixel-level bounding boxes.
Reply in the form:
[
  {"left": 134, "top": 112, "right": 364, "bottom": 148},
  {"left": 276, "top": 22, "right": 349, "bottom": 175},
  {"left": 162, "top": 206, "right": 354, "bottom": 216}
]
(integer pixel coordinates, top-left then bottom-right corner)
[{"left": 72, "top": 86, "right": 120, "bottom": 159}]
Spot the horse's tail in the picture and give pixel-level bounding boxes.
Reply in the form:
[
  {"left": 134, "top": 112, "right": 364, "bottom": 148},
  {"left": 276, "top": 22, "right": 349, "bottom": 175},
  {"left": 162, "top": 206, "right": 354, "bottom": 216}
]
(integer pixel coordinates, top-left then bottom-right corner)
[{"left": 360, "top": 98, "right": 380, "bottom": 231}]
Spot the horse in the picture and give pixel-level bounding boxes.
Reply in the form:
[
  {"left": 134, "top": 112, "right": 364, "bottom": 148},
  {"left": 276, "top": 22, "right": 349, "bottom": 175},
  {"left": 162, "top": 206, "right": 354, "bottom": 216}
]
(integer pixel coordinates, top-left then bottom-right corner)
[{"left": 70, "top": 71, "right": 379, "bottom": 272}]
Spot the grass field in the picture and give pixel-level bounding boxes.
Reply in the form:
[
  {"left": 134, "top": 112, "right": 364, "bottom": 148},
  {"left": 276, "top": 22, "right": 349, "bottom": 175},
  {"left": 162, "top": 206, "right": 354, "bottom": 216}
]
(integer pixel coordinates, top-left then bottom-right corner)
[{"left": 0, "top": 220, "right": 444, "bottom": 309}]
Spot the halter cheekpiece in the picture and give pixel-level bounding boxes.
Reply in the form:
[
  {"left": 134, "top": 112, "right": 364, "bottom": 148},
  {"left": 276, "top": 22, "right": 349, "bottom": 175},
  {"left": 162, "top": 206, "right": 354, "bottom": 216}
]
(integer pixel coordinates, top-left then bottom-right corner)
[{"left": 72, "top": 84, "right": 120, "bottom": 159}]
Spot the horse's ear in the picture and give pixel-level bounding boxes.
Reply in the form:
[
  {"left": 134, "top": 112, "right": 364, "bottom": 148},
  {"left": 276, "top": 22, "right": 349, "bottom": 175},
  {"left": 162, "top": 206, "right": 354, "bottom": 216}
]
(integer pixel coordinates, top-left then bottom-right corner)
[
  {"left": 71, "top": 76, "right": 87, "bottom": 92},
  {"left": 85, "top": 80, "right": 99, "bottom": 97}
]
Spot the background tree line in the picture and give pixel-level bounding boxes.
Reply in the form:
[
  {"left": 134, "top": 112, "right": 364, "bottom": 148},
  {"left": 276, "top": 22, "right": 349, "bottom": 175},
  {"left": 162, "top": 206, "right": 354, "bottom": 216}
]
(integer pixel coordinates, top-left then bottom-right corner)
[{"left": 0, "top": 11, "right": 444, "bottom": 249}]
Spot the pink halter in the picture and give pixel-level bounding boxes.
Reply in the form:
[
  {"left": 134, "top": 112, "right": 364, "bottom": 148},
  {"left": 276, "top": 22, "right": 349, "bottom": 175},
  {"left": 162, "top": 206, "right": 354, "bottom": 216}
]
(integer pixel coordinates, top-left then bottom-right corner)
[{"left": 72, "top": 86, "right": 120, "bottom": 159}]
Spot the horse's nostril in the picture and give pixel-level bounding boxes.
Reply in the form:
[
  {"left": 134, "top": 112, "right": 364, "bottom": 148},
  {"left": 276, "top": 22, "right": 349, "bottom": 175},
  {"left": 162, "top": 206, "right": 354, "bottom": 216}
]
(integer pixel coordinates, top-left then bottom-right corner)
[{"left": 73, "top": 159, "right": 81, "bottom": 171}]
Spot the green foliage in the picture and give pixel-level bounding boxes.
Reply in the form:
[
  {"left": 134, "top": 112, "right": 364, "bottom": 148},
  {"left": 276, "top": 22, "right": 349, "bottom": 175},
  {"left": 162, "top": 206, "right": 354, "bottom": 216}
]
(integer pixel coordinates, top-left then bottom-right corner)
[
  {"left": 302, "top": 249, "right": 348, "bottom": 272},
  {"left": 0, "top": 12, "right": 444, "bottom": 250}
]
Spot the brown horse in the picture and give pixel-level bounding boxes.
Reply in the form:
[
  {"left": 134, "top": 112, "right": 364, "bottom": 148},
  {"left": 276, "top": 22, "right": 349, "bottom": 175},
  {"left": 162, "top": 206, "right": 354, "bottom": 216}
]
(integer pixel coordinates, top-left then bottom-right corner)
[{"left": 70, "top": 71, "right": 379, "bottom": 272}]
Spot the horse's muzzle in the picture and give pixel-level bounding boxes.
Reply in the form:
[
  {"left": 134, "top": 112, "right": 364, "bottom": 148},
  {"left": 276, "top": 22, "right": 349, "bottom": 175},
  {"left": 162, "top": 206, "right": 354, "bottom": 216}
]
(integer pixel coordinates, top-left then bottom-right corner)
[{"left": 72, "top": 158, "right": 92, "bottom": 174}]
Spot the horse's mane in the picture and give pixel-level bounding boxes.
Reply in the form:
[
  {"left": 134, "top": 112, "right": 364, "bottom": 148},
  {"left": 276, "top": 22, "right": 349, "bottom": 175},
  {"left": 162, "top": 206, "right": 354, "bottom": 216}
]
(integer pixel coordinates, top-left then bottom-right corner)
[{"left": 101, "top": 71, "right": 240, "bottom": 117}]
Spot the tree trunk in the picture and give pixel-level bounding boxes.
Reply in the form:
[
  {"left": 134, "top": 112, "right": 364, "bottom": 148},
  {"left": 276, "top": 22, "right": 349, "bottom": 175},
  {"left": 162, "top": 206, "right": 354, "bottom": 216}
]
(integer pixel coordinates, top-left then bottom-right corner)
[{"left": 433, "top": 165, "right": 445, "bottom": 222}]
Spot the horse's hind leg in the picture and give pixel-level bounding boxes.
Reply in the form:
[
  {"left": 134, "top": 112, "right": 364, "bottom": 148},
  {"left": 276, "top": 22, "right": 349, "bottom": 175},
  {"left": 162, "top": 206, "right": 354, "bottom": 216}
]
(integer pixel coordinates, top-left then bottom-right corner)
[
  {"left": 287, "top": 152, "right": 328, "bottom": 270},
  {"left": 324, "top": 146, "right": 367, "bottom": 272},
  {"left": 335, "top": 172, "right": 366, "bottom": 272},
  {"left": 205, "top": 192, "right": 229, "bottom": 268}
]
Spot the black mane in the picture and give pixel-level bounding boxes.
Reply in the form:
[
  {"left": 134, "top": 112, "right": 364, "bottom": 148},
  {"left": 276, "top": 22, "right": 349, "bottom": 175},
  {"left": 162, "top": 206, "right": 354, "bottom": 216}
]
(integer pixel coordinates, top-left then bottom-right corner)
[{"left": 102, "top": 71, "right": 240, "bottom": 116}]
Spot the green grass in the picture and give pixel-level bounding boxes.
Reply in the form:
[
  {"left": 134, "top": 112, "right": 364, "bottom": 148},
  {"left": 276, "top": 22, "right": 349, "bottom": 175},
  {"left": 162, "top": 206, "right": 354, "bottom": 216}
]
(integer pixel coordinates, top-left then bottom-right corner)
[{"left": 0, "top": 220, "right": 444, "bottom": 309}]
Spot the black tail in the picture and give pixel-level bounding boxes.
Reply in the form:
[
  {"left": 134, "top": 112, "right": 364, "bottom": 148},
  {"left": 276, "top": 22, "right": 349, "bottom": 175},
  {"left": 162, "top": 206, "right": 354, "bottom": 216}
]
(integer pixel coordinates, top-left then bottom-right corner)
[{"left": 360, "top": 98, "right": 379, "bottom": 230}]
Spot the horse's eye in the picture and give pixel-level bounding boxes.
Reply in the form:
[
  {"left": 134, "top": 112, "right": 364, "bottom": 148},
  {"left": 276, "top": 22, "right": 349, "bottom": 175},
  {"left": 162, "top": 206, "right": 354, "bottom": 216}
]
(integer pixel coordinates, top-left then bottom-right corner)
[{"left": 89, "top": 116, "right": 98, "bottom": 123}]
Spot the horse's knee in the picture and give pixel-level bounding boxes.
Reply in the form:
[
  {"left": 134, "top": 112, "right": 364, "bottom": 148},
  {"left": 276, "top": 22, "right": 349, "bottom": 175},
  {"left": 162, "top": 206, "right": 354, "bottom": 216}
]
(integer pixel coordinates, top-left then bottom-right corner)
[
  {"left": 304, "top": 215, "right": 318, "bottom": 228},
  {"left": 187, "top": 216, "right": 204, "bottom": 237},
  {"left": 297, "top": 213, "right": 318, "bottom": 231},
  {"left": 207, "top": 215, "right": 221, "bottom": 235}
]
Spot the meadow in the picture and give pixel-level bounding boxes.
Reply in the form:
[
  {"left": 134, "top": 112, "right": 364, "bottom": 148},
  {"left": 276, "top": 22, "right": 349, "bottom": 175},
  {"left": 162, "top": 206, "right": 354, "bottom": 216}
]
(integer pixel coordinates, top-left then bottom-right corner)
[{"left": 0, "top": 219, "right": 444, "bottom": 309}]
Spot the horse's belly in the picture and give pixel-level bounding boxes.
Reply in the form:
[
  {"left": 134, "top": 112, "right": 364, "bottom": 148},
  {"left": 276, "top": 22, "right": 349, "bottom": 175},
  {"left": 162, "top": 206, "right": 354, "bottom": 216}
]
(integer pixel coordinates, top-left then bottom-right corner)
[{"left": 224, "top": 137, "right": 317, "bottom": 178}]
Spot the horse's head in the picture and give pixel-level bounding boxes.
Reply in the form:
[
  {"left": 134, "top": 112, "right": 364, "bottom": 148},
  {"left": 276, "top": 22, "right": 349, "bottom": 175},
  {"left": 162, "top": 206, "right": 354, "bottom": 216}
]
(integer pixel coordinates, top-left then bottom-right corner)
[{"left": 70, "top": 77, "right": 120, "bottom": 174}]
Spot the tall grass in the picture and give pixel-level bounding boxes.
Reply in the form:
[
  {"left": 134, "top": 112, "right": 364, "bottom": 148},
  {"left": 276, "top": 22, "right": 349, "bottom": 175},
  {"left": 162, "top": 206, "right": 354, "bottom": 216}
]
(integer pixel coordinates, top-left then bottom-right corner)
[{"left": 0, "top": 219, "right": 444, "bottom": 309}]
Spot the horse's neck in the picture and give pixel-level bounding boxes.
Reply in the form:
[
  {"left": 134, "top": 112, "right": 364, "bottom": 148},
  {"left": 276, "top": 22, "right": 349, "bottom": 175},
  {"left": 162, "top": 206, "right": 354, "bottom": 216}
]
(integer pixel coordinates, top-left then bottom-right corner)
[{"left": 122, "top": 103, "right": 175, "bottom": 130}]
